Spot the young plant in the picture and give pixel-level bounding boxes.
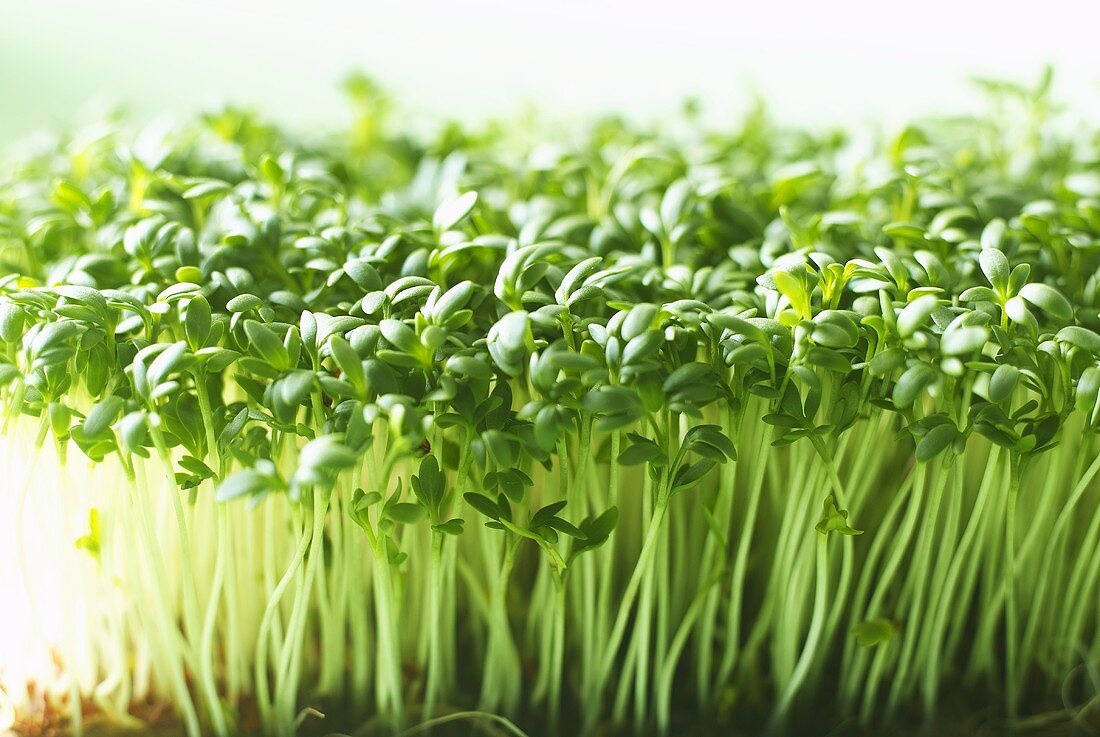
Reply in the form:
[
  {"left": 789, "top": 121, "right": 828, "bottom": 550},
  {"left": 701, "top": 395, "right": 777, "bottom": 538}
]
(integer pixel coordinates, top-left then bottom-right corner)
[{"left": 2, "top": 69, "right": 1099, "bottom": 737}]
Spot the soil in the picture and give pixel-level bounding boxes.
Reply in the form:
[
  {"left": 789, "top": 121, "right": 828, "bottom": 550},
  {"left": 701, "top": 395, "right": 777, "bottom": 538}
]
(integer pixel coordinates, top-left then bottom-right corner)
[
  {"left": 12, "top": 697, "right": 1100, "bottom": 737},
  {"left": 11, "top": 660, "right": 1100, "bottom": 737}
]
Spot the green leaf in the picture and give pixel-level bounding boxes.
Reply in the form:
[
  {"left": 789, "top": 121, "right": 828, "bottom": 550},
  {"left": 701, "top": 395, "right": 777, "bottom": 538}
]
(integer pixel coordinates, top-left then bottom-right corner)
[
  {"left": 0, "top": 303, "right": 25, "bottom": 342},
  {"left": 1058, "top": 326, "right": 1100, "bottom": 352},
  {"left": 815, "top": 494, "right": 862, "bottom": 536},
  {"left": 55, "top": 285, "right": 107, "bottom": 310},
  {"left": 185, "top": 295, "right": 212, "bottom": 349},
  {"left": 1076, "top": 367, "right": 1100, "bottom": 415},
  {"left": 0, "top": 363, "right": 19, "bottom": 388},
  {"left": 464, "top": 492, "right": 501, "bottom": 521},
  {"left": 433, "top": 518, "right": 465, "bottom": 536},
  {"left": 545, "top": 516, "right": 586, "bottom": 539},
  {"left": 299, "top": 436, "right": 360, "bottom": 471},
  {"left": 245, "top": 320, "right": 289, "bottom": 369},
  {"left": 147, "top": 342, "right": 189, "bottom": 388},
  {"left": 84, "top": 396, "right": 124, "bottom": 439},
  {"left": 852, "top": 618, "right": 898, "bottom": 648},
  {"left": 175, "top": 266, "right": 203, "bottom": 284},
  {"left": 182, "top": 179, "right": 232, "bottom": 200},
  {"left": 988, "top": 364, "right": 1019, "bottom": 403},
  {"left": 897, "top": 295, "right": 939, "bottom": 339},
  {"left": 482, "top": 429, "right": 518, "bottom": 468},
  {"left": 959, "top": 286, "right": 998, "bottom": 304},
  {"left": 585, "top": 507, "right": 619, "bottom": 544},
  {"left": 385, "top": 502, "right": 425, "bottom": 525},
  {"left": 216, "top": 470, "right": 268, "bottom": 502},
  {"left": 446, "top": 355, "right": 493, "bottom": 381},
  {"left": 893, "top": 363, "right": 938, "bottom": 408},
  {"left": 772, "top": 269, "right": 811, "bottom": 318},
  {"left": 74, "top": 509, "right": 101, "bottom": 559},
  {"left": 556, "top": 257, "right": 602, "bottom": 305},
  {"left": 672, "top": 459, "right": 717, "bottom": 493},
  {"left": 1019, "top": 283, "right": 1073, "bottom": 322},
  {"left": 869, "top": 348, "right": 907, "bottom": 376},
  {"left": 618, "top": 436, "right": 663, "bottom": 466},
  {"left": 685, "top": 425, "right": 736, "bottom": 461},
  {"left": 353, "top": 489, "right": 383, "bottom": 513},
  {"left": 979, "top": 248, "right": 1010, "bottom": 291},
  {"left": 412, "top": 455, "right": 445, "bottom": 510},
  {"left": 227, "top": 293, "right": 263, "bottom": 313},
  {"left": 329, "top": 335, "right": 364, "bottom": 388},
  {"left": 495, "top": 311, "right": 530, "bottom": 352},
  {"left": 980, "top": 218, "right": 1006, "bottom": 251},
  {"left": 433, "top": 191, "right": 478, "bottom": 231},
  {"left": 259, "top": 154, "right": 285, "bottom": 184},
  {"left": 179, "top": 455, "right": 214, "bottom": 478},
  {"left": 804, "top": 346, "right": 851, "bottom": 373},
  {"left": 883, "top": 222, "right": 927, "bottom": 246},
  {"left": 531, "top": 501, "right": 568, "bottom": 528},
  {"left": 432, "top": 281, "right": 477, "bottom": 323},
  {"left": 622, "top": 304, "right": 659, "bottom": 341},
  {"left": 275, "top": 370, "right": 316, "bottom": 419},
  {"left": 198, "top": 348, "right": 239, "bottom": 373},
  {"left": 940, "top": 325, "right": 988, "bottom": 356},
  {"left": 915, "top": 422, "right": 957, "bottom": 462},
  {"left": 663, "top": 362, "right": 712, "bottom": 394},
  {"left": 379, "top": 319, "right": 418, "bottom": 352}
]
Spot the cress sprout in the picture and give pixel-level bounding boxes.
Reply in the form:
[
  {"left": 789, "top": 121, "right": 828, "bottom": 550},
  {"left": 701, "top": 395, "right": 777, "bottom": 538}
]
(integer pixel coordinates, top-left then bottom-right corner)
[{"left": 2, "top": 70, "right": 1100, "bottom": 736}]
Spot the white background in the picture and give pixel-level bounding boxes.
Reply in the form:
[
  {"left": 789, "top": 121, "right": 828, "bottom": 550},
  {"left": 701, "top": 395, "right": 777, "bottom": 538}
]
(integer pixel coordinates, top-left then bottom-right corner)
[{"left": 1, "top": 0, "right": 1099, "bottom": 137}]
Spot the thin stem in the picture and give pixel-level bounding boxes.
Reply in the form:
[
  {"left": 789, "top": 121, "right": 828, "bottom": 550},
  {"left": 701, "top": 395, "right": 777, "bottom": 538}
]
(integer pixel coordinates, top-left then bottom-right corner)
[{"left": 769, "top": 533, "right": 828, "bottom": 733}]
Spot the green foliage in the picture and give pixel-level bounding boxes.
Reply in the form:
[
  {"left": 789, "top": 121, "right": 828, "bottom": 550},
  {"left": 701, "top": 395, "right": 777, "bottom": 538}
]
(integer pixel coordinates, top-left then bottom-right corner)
[{"left": 2, "top": 69, "right": 1099, "bottom": 737}]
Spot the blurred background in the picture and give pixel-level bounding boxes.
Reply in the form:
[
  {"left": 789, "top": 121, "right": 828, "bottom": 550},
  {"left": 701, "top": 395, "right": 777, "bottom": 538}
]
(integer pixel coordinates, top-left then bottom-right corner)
[{"left": 2, "top": 0, "right": 1099, "bottom": 139}]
